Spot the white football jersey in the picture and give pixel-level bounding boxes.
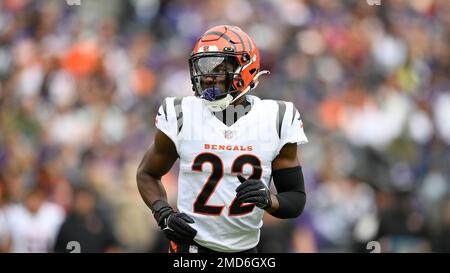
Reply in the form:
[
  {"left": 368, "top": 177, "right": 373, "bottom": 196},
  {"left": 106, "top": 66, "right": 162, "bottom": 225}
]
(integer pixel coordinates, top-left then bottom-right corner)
[{"left": 155, "top": 95, "right": 308, "bottom": 252}]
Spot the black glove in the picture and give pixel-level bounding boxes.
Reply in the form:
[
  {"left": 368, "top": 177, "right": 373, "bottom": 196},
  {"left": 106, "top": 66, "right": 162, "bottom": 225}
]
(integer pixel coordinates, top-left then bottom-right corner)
[
  {"left": 151, "top": 200, "right": 197, "bottom": 243},
  {"left": 235, "top": 175, "right": 272, "bottom": 210}
]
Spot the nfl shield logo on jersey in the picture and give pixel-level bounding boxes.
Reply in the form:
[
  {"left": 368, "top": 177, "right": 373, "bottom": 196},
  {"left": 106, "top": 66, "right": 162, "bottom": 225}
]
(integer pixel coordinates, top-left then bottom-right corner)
[{"left": 224, "top": 130, "right": 233, "bottom": 139}]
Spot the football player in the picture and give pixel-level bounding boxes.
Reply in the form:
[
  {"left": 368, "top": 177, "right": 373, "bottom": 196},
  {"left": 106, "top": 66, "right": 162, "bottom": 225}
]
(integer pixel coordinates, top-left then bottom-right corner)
[{"left": 137, "top": 25, "right": 308, "bottom": 253}]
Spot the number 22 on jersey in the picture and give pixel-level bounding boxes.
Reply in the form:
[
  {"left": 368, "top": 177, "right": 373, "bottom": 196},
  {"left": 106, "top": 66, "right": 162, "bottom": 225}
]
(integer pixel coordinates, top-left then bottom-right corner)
[{"left": 191, "top": 153, "right": 262, "bottom": 216}]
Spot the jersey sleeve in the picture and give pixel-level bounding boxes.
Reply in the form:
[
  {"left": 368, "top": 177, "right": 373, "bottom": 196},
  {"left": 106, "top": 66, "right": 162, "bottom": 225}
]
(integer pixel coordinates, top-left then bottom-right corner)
[
  {"left": 275, "top": 101, "right": 308, "bottom": 156},
  {"left": 155, "top": 97, "right": 180, "bottom": 146}
]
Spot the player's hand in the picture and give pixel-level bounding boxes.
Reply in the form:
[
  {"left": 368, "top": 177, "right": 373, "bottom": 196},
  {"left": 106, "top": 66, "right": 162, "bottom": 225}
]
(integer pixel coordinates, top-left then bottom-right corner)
[
  {"left": 236, "top": 175, "right": 272, "bottom": 210},
  {"left": 151, "top": 200, "right": 197, "bottom": 243}
]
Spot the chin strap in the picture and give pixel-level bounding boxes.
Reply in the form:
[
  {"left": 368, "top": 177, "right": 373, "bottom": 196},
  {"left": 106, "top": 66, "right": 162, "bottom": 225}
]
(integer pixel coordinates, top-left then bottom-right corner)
[
  {"left": 203, "top": 70, "right": 270, "bottom": 112},
  {"left": 204, "top": 94, "right": 234, "bottom": 112}
]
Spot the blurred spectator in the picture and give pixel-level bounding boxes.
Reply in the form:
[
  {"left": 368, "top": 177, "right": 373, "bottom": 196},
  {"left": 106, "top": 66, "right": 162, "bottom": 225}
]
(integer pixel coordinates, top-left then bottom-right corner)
[
  {"left": 432, "top": 198, "right": 450, "bottom": 252},
  {"left": 258, "top": 214, "right": 296, "bottom": 253},
  {"left": 54, "top": 186, "right": 120, "bottom": 253},
  {"left": 4, "top": 186, "right": 65, "bottom": 252},
  {"left": 0, "top": 179, "right": 11, "bottom": 252},
  {"left": 376, "top": 190, "right": 431, "bottom": 252},
  {"left": 55, "top": 188, "right": 119, "bottom": 253},
  {"left": 308, "top": 176, "right": 377, "bottom": 252},
  {"left": 112, "top": 163, "right": 159, "bottom": 252}
]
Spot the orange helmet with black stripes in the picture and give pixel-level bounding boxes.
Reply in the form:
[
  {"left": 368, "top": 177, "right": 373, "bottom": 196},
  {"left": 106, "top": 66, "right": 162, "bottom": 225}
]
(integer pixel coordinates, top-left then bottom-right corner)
[{"left": 189, "top": 25, "right": 269, "bottom": 111}]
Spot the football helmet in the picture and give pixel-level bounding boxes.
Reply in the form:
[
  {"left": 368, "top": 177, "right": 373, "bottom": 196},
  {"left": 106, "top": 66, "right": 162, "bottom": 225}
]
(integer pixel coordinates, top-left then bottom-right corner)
[{"left": 189, "top": 25, "right": 269, "bottom": 112}]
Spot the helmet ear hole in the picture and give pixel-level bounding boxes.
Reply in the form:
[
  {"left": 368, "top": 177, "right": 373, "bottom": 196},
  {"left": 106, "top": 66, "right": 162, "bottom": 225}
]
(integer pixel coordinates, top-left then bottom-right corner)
[
  {"left": 249, "top": 68, "right": 256, "bottom": 75},
  {"left": 241, "top": 53, "right": 250, "bottom": 63}
]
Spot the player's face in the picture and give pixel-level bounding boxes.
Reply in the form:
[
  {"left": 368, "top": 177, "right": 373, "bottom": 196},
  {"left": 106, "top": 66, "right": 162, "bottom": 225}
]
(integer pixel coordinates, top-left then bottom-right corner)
[{"left": 192, "top": 56, "right": 238, "bottom": 99}]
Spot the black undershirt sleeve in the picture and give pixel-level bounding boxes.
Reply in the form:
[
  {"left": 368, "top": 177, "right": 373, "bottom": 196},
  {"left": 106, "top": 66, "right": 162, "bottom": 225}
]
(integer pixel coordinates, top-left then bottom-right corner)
[{"left": 270, "top": 166, "right": 306, "bottom": 219}]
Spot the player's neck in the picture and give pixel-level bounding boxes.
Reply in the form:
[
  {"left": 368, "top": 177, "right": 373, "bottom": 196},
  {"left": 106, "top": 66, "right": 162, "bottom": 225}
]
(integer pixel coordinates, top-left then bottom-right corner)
[{"left": 214, "top": 96, "right": 252, "bottom": 126}]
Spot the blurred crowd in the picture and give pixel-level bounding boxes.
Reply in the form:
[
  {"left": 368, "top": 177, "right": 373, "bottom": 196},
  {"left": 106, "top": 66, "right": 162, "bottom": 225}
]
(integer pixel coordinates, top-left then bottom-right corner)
[{"left": 0, "top": 0, "right": 449, "bottom": 253}]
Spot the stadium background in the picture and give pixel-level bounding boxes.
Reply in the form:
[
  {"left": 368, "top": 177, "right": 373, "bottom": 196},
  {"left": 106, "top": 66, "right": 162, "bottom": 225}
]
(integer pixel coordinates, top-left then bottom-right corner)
[{"left": 0, "top": 0, "right": 449, "bottom": 253}]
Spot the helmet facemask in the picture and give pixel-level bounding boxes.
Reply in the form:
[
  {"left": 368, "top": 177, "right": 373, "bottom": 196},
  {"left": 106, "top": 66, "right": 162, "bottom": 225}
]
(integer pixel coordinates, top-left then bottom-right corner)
[{"left": 189, "top": 53, "right": 241, "bottom": 111}]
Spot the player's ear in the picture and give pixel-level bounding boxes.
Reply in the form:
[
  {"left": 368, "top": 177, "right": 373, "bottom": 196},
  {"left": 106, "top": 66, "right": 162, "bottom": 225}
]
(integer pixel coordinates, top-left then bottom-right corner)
[{"left": 237, "top": 175, "right": 246, "bottom": 183}]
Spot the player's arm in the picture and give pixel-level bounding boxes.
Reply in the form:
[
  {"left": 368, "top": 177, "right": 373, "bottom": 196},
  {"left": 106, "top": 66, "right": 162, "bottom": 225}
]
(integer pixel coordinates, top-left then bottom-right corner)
[
  {"left": 136, "top": 129, "right": 178, "bottom": 207},
  {"left": 137, "top": 129, "right": 197, "bottom": 243},
  {"left": 268, "top": 143, "right": 306, "bottom": 218},
  {"left": 235, "top": 143, "right": 306, "bottom": 219},
  {"left": 235, "top": 101, "right": 307, "bottom": 219}
]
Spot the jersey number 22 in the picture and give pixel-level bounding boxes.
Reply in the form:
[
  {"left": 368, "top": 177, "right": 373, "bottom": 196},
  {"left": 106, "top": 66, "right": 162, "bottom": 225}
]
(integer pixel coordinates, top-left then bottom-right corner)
[{"left": 192, "top": 153, "right": 262, "bottom": 216}]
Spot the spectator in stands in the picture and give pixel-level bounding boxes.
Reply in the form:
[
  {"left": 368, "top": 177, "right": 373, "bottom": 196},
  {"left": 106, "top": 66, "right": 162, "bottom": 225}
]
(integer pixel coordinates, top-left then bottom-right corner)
[{"left": 54, "top": 186, "right": 120, "bottom": 253}]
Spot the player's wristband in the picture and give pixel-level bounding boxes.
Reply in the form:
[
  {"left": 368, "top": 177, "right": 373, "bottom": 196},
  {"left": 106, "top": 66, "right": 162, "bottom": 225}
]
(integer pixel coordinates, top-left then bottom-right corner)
[{"left": 151, "top": 200, "right": 173, "bottom": 226}]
